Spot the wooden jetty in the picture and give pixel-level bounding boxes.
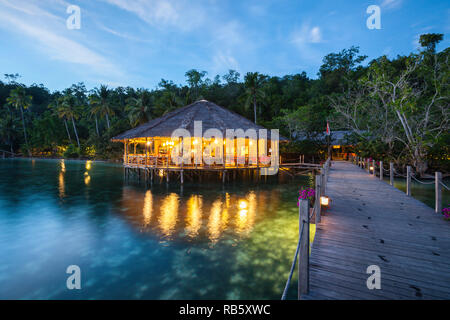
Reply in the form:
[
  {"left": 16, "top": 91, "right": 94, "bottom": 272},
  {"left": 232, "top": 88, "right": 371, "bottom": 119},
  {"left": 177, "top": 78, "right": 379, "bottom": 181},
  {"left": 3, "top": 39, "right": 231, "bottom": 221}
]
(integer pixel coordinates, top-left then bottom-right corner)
[
  {"left": 123, "top": 161, "right": 322, "bottom": 184},
  {"left": 303, "top": 161, "right": 450, "bottom": 299}
]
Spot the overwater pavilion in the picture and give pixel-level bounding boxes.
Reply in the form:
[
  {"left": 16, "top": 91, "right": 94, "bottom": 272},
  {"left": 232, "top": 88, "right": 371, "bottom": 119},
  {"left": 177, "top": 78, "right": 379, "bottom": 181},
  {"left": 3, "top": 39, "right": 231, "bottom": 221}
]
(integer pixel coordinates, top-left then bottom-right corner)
[{"left": 112, "top": 100, "right": 289, "bottom": 183}]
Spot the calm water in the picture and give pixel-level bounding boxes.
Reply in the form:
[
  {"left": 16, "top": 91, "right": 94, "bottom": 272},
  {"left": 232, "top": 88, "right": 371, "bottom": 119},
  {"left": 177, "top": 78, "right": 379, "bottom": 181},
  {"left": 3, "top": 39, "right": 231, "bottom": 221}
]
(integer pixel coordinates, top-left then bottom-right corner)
[
  {"left": 0, "top": 159, "right": 314, "bottom": 299},
  {"left": 383, "top": 177, "right": 450, "bottom": 209}
]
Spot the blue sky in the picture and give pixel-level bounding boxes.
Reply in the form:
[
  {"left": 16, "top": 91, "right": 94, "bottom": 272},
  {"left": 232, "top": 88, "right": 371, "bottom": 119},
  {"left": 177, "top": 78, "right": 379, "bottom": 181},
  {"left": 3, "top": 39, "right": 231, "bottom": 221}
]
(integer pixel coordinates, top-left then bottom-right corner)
[{"left": 0, "top": 0, "right": 449, "bottom": 91}]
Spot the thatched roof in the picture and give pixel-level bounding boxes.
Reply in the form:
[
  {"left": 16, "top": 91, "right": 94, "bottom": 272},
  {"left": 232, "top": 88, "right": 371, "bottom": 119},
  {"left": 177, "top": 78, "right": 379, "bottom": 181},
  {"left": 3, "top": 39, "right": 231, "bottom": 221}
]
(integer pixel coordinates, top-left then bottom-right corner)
[{"left": 112, "top": 100, "right": 287, "bottom": 141}]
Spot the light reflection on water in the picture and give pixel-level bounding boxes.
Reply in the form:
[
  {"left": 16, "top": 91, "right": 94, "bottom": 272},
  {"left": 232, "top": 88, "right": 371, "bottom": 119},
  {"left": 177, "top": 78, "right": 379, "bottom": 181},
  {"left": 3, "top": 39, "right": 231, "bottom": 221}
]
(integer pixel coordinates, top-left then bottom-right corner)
[
  {"left": 0, "top": 159, "right": 447, "bottom": 300},
  {"left": 0, "top": 159, "right": 314, "bottom": 299}
]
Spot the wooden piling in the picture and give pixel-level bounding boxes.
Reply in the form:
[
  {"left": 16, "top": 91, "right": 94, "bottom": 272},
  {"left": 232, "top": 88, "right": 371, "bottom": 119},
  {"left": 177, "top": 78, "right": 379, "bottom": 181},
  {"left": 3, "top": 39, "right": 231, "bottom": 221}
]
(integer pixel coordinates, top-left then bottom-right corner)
[
  {"left": 298, "top": 199, "right": 310, "bottom": 299},
  {"left": 390, "top": 162, "right": 394, "bottom": 186},
  {"left": 436, "top": 172, "right": 442, "bottom": 214},
  {"left": 321, "top": 173, "right": 326, "bottom": 195},
  {"left": 372, "top": 160, "right": 376, "bottom": 176},
  {"left": 380, "top": 161, "right": 383, "bottom": 181},
  {"left": 315, "top": 174, "right": 321, "bottom": 224},
  {"left": 406, "top": 166, "right": 411, "bottom": 196}
]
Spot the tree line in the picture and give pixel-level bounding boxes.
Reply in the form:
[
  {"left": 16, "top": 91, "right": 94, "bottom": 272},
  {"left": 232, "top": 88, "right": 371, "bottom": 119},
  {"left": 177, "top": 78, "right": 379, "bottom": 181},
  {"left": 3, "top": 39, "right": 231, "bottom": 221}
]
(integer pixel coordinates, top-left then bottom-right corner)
[{"left": 0, "top": 33, "right": 448, "bottom": 174}]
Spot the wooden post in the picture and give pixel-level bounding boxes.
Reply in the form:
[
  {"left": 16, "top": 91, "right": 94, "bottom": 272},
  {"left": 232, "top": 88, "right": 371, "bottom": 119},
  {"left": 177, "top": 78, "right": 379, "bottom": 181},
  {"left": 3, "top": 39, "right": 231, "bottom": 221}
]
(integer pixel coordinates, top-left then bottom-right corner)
[
  {"left": 223, "top": 170, "right": 226, "bottom": 184},
  {"left": 321, "top": 172, "right": 326, "bottom": 195},
  {"left": 315, "top": 174, "right": 321, "bottom": 224},
  {"left": 406, "top": 166, "right": 411, "bottom": 196},
  {"left": 372, "top": 160, "right": 376, "bottom": 176},
  {"left": 181, "top": 170, "right": 184, "bottom": 184},
  {"left": 366, "top": 159, "right": 370, "bottom": 172},
  {"left": 124, "top": 141, "right": 128, "bottom": 165},
  {"left": 436, "top": 172, "right": 442, "bottom": 214},
  {"left": 380, "top": 161, "right": 383, "bottom": 181},
  {"left": 390, "top": 162, "right": 394, "bottom": 186},
  {"left": 298, "top": 199, "right": 310, "bottom": 299},
  {"left": 145, "top": 138, "right": 149, "bottom": 167}
]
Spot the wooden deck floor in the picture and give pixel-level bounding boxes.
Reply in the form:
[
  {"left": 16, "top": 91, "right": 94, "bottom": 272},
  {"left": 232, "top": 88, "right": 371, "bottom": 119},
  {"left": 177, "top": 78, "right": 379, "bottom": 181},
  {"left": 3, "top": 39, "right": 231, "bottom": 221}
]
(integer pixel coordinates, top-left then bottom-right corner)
[{"left": 303, "top": 161, "right": 450, "bottom": 300}]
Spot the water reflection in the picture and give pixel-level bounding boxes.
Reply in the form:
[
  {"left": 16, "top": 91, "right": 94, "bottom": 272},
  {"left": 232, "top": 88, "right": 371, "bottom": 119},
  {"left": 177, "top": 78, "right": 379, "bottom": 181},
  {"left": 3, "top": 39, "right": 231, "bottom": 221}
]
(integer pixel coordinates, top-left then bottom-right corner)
[
  {"left": 186, "top": 195, "right": 202, "bottom": 238},
  {"left": 0, "top": 159, "right": 313, "bottom": 299},
  {"left": 84, "top": 160, "right": 92, "bottom": 185},
  {"left": 58, "top": 160, "right": 65, "bottom": 198},
  {"left": 120, "top": 187, "right": 263, "bottom": 243},
  {"left": 143, "top": 190, "right": 153, "bottom": 226},
  {"left": 158, "top": 193, "right": 179, "bottom": 238},
  {"left": 58, "top": 172, "right": 65, "bottom": 198},
  {"left": 208, "top": 199, "right": 223, "bottom": 242}
]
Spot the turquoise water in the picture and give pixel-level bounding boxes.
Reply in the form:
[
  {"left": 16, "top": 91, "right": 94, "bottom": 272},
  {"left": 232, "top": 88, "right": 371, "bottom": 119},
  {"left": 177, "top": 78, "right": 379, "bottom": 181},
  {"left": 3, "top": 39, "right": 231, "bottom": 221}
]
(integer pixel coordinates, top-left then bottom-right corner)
[{"left": 0, "top": 159, "right": 313, "bottom": 299}]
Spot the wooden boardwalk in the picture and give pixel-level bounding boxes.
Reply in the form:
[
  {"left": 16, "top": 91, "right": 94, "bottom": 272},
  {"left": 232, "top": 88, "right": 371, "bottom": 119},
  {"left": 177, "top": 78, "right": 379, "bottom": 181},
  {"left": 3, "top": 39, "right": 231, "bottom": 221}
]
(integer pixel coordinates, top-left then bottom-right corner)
[{"left": 304, "top": 161, "right": 450, "bottom": 300}]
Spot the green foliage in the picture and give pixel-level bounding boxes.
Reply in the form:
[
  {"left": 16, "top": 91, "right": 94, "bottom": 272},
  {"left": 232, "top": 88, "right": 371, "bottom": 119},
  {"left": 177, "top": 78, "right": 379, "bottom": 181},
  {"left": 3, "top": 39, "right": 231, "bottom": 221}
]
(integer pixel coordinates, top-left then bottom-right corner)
[
  {"left": 63, "top": 144, "right": 80, "bottom": 159},
  {"left": 0, "top": 35, "right": 447, "bottom": 173}
]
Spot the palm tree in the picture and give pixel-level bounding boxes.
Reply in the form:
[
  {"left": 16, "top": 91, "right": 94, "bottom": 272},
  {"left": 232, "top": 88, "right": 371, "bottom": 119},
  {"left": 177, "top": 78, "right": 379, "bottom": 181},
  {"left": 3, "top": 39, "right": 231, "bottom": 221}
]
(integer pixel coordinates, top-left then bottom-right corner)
[
  {"left": 125, "top": 89, "right": 153, "bottom": 126},
  {"left": 90, "top": 85, "right": 114, "bottom": 130},
  {"left": 6, "top": 86, "right": 32, "bottom": 156},
  {"left": 49, "top": 95, "right": 72, "bottom": 144},
  {"left": 0, "top": 114, "right": 17, "bottom": 153},
  {"left": 60, "top": 92, "right": 80, "bottom": 149},
  {"left": 243, "top": 72, "right": 266, "bottom": 124},
  {"left": 87, "top": 94, "right": 100, "bottom": 136}
]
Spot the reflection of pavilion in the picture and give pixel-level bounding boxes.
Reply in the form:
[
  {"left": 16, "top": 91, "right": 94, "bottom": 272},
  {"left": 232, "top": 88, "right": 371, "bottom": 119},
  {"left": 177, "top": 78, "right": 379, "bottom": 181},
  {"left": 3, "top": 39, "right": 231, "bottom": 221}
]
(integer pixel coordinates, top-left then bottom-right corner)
[
  {"left": 112, "top": 100, "right": 287, "bottom": 183},
  {"left": 119, "top": 187, "right": 268, "bottom": 242}
]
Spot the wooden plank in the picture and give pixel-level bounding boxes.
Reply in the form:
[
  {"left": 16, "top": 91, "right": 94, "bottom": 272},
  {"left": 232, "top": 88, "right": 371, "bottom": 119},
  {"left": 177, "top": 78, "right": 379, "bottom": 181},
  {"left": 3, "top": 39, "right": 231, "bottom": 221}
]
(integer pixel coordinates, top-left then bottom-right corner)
[{"left": 307, "top": 161, "right": 450, "bottom": 300}]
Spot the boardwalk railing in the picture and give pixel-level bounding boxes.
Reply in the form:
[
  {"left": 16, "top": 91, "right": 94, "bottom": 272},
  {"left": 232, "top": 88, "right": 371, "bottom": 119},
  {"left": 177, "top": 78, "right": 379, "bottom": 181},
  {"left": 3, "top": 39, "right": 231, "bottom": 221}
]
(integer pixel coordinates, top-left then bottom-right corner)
[
  {"left": 351, "top": 155, "right": 449, "bottom": 214},
  {"left": 281, "top": 157, "right": 330, "bottom": 300},
  {"left": 0, "top": 150, "right": 16, "bottom": 158}
]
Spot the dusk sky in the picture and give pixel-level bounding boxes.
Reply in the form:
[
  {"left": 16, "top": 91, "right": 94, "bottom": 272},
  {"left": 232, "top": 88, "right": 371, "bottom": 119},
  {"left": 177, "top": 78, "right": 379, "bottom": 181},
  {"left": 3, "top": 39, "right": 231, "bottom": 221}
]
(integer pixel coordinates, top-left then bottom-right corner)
[{"left": 0, "top": 0, "right": 449, "bottom": 91}]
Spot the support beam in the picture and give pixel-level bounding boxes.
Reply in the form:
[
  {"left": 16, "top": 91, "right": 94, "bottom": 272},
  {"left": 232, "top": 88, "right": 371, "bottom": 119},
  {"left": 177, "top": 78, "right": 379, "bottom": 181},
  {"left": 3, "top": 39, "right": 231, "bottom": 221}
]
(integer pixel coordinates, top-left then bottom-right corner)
[
  {"left": 390, "top": 162, "right": 394, "bottom": 186},
  {"left": 315, "top": 174, "right": 321, "bottom": 224},
  {"left": 298, "top": 199, "right": 310, "bottom": 299},
  {"left": 406, "top": 166, "right": 411, "bottom": 196},
  {"left": 380, "top": 161, "right": 383, "bottom": 181},
  {"left": 436, "top": 172, "right": 442, "bottom": 214}
]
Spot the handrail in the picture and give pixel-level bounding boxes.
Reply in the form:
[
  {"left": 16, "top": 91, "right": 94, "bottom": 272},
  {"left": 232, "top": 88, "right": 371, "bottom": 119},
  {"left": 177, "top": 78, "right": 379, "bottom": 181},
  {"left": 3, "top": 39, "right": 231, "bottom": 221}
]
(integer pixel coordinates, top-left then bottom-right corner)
[
  {"left": 281, "top": 220, "right": 305, "bottom": 300},
  {"left": 351, "top": 154, "right": 448, "bottom": 215},
  {"left": 281, "top": 157, "right": 329, "bottom": 300},
  {"left": 0, "top": 150, "right": 16, "bottom": 156}
]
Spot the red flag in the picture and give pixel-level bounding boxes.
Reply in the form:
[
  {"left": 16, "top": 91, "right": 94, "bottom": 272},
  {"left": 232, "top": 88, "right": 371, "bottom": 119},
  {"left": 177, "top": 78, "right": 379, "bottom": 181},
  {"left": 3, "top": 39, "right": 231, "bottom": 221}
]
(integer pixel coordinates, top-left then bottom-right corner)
[{"left": 326, "top": 121, "right": 330, "bottom": 136}]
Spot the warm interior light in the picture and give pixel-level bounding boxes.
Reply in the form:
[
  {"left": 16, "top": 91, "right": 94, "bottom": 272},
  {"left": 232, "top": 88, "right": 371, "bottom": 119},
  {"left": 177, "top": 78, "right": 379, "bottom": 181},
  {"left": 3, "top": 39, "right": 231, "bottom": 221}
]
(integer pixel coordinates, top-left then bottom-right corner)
[
  {"left": 214, "top": 139, "right": 218, "bottom": 144},
  {"left": 370, "top": 166, "right": 374, "bottom": 171},
  {"left": 159, "top": 169, "right": 164, "bottom": 177},
  {"left": 239, "top": 209, "right": 248, "bottom": 217},
  {"left": 239, "top": 200, "right": 248, "bottom": 209},
  {"left": 320, "top": 196, "right": 330, "bottom": 206},
  {"left": 147, "top": 141, "right": 151, "bottom": 146},
  {"left": 193, "top": 139, "right": 198, "bottom": 145},
  {"left": 249, "top": 141, "right": 253, "bottom": 146}
]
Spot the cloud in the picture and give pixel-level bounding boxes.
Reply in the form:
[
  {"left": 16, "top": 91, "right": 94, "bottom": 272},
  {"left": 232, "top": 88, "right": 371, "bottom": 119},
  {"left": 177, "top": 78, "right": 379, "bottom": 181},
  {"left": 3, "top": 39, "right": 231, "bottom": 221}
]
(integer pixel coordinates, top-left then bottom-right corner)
[
  {"left": 211, "top": 51, "right": 240, "bottom": 74},
  {"left": 309, "top": 27, "right": 322, "bottom": 43},
  {"left": 381, "top": 0, "right": 403, "bottom": 9},
  {"left": 290, "top": 23, "right": 324, "bottom": 64},
  {"left": 0, "top": 0, "right": 123, "bottom": 78},
  {"left": 102, "top": 0, "right": 206, "bottom": 31},
  {"left": 291, "top": 23, "right": 323, "bottom": 45},
  {"left": 99, "top": 24, "right": 152, "bottom": 43}
]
